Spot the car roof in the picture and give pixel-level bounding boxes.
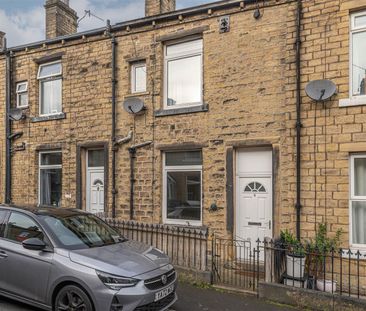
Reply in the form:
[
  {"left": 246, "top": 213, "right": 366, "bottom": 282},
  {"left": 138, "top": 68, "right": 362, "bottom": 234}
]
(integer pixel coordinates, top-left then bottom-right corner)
[{"left": 0, "top": 204, "right": 87, "bottom": 218}]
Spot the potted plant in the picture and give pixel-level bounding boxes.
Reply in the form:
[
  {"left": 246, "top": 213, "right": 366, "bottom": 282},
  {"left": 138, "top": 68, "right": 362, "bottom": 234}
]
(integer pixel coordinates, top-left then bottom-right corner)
[
  {"left": 280, "top": 230, "right": 306, "bottom": 279},
  {"left": 306, "top": 224, "right": 342, "bottom": 293}
]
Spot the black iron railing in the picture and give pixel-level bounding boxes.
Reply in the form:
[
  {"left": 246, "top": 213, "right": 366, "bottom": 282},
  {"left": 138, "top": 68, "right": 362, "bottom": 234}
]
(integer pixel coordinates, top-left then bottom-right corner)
[
  {"left": 263, "top": 240, "right": 366, "bottom": 299},
  {"left": 101, "top": 218, "right": 366, "bottom": 300},
  {"left": 104, "top": 218, "right": 210, "bottom": 271}
]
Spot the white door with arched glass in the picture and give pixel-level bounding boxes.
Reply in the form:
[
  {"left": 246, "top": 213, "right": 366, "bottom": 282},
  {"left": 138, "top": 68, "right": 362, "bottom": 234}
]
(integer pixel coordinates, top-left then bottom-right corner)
[
  {"left": 86, "top": 150, "right": 105, "bottom": 214},
  {"left": 236, "top": 149, "right": 273, "bottom": 252},
  {"left": 237, "top": 177, "right": 272, "bottom": 244}
]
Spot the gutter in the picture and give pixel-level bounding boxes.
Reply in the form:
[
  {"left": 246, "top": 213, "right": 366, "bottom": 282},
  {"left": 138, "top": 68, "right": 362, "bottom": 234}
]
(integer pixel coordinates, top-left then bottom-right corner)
[
  {"left": 111, "top": 35, "right": 117, "bottom": 218},
  {"left": 295, "top": 0, "right": 302, "bottom": 240},
  {"left": 3, "top": 0, "right": 267, "bottom": 54},
  {"left": 5, "top": 45, "right": 12, "bottom": 204}
]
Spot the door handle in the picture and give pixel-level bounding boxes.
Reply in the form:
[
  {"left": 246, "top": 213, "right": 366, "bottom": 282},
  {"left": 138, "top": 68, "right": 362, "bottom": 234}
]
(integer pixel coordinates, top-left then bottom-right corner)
[{"left": 0, "top": 251, "right": 8, "bottom": 259}]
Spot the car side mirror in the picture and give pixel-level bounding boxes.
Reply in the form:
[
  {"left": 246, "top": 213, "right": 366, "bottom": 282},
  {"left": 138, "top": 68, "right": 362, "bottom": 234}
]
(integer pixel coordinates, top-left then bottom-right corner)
[{"left": 22, "top": 238, "right": 47, "bottom": 251}]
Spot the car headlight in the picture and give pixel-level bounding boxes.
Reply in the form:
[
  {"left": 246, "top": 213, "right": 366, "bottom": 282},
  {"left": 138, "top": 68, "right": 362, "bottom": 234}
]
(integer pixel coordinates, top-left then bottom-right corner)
[{"left": 96, "top": 271, "right": 139, "bottom": 290}]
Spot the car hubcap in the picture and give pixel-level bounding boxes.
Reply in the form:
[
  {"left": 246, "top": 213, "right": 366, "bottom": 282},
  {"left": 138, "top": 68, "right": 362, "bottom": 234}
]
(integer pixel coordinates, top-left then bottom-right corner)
[{"left": 57, "top": 290, "right": 87, "bottom": 311}]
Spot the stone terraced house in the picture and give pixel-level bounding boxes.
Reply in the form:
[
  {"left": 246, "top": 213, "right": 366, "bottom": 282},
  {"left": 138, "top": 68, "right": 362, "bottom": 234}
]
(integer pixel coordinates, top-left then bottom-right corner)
[{"left": 0, "top": 0, "right": 366, "bottom": 251}]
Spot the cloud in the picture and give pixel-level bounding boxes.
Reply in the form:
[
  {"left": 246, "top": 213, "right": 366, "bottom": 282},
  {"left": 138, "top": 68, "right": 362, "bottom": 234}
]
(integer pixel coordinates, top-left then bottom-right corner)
[
  {"left": 1, "top": 0, "right": 211, "bottom": 47},
  {"left": 0, "top": 7, "right": 44, "bottom": 47},
  {"left": 73, "top": 0, "right": 144, "bottom": 32}
]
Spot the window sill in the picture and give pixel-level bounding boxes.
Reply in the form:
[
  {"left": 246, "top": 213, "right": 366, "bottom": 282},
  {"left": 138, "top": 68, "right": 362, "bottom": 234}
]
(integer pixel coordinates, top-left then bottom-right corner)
[
  {"left": 125, "top": 91, "right": 150, "bottom": 98},
  {"left": 154, "top": 104, "right": 208, "bottom": 117},
  {"left": 339, "top": 97, "right": 366, "bottom": 107},
  {"left": 163, "top": 221, "right": 206, "bottom": 231},
  {"left": 31, "top": 113, "right": 66, "bottom": 123}
]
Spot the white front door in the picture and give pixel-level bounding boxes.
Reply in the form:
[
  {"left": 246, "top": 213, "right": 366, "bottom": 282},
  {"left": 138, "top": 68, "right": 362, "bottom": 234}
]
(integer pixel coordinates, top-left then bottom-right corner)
[
  {"left": 236, "top": 149, "right": 273, "bottom": 248},
  {"left": 237, "top": 177, "right": 272, "bottom": 244},
  {"left": 86, "top": 170, "right": 104, "bottom": 214}
]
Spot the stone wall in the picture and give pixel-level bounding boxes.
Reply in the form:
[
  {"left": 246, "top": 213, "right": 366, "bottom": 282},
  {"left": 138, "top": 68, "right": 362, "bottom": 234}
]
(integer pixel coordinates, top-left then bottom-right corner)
[
  {"left": 285, "top": 0, "right": 366, "bottom": 245},
  {"left": 0, "top": 0, "right": 294, "bottom": 238}
]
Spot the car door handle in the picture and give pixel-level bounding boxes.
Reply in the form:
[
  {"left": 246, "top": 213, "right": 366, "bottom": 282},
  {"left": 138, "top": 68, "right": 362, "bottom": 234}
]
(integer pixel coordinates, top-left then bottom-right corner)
[{"left": 0, "top": 251, "right": 8, "bottom": 259}]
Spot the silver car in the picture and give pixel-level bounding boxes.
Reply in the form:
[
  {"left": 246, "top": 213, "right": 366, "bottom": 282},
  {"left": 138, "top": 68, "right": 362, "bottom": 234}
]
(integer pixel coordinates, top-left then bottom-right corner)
[{"left": 0, "top": 205, "right": 178, "bottom": 311}]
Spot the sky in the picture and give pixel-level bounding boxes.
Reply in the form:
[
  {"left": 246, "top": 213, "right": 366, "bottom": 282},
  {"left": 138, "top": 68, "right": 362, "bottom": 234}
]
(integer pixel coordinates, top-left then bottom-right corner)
[{"left": 0, "top": 0, "right": 213, "bottom": 47}]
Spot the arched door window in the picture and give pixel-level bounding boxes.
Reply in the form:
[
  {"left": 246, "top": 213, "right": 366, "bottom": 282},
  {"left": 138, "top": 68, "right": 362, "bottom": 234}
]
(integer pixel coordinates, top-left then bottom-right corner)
[{"left": 244, "top": 182, "right": 266, "bottom": 193}]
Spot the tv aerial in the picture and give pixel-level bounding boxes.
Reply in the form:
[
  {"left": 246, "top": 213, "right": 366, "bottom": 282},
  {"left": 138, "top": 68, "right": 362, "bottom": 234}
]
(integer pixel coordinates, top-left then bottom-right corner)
[
  {"left": 77, "top": 10, "right": 104, "bottom": 27},
  {"left": 123, "top": 97, "right": 146, "bottom": 114},
  {"left": 305, "top": 79, "right": 337, "bottom": 102}
]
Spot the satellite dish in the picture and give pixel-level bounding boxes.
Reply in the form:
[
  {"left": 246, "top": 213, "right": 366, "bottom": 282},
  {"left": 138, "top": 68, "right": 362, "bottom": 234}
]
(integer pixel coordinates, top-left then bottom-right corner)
[
  {"left": 8, "top": 108, "right": 26, "bottom": 121},
  {"left": 123, "top": 97, "right": 145, "bottom": 114},
  {"left": 305, "top": 79, "right": 337, "bottom": 101}
]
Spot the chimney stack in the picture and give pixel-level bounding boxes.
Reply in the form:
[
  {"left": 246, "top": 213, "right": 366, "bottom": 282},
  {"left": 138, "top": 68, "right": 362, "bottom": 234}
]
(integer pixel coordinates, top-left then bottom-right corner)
[
  {"left": 145, "top": 0, "right": 176, "bottom": 17},
  {"left": 44, "top": 0, "right": 78, "bottom": 39},
  {"left": 0, "top": 32, "right": 6, "bottom": 51}
]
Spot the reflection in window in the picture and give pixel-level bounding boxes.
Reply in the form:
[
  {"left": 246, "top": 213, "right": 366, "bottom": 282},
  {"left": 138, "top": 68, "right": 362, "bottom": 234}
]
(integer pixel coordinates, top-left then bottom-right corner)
[
  {"left": 5, "top": 213, "right": 44, "bottom": 243},
  {"left": 351, "top": 12, "right": 366, "bottom": 96},
  {"left": 351, "top": 155, "right": 366, "bottom": 245},
  {"left": 88, "top": 149, "right": 105, "bottom": 168},
  {"left": 244, "top": 182, "right": 266, "bottom": 193},
  {"left": 164, "top": 151, "right": 202, "bottom": 224},
  {"left": 39, "top": 152, "right": 62, "bottom": 207}
]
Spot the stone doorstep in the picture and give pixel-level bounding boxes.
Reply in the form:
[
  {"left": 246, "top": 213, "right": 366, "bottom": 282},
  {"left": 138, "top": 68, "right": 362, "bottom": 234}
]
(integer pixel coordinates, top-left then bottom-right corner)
[{"left": 258, "top": 282, "right": 366, "bottom": 311}]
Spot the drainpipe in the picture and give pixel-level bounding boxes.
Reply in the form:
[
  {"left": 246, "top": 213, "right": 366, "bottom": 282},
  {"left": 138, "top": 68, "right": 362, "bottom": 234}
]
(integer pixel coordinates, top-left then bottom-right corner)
[
  {"left": 128, "top": 141, "right": 152, "bottom": 220},
  {"left": 295, "top": 0, "right": 302, "bottom": 240},
  {"left": 5, "top": 43, "right": 12, "bottom": 204},
  {"left": 111, "top": 34, "right": 117, "bottom": 218}
]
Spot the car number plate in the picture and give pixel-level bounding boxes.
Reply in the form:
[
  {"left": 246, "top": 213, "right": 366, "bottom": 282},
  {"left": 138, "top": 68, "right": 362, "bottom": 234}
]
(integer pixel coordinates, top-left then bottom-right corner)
[{"left": 154, "top": 284, "right": 174, "bottom": 302}]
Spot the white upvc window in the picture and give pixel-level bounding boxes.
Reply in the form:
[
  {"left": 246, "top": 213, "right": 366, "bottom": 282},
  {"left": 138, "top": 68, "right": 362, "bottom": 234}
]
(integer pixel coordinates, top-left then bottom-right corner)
[
  {"left": 163, "top": 150, "right": 203, "bottom": 226},
  {"left": 37, "top": 61, "right": 62, "bottom": 116},
  {"left": 351, "top": 12, "right": 366, "bottom": 98},
  {"left": 164, "top": 38, "right": 203, "bottom": 109},
  {"left": 350, "top": 154, "right": 366, "bottom": 247},
  {"left": 16, "top": 82, "right": 28, "bottom": 108},
  {"left": 131, "top": 62, "right": 147, "bottom": 93},
  {"left": 39, "top": 151, "right": 62, "bottom": 207}
]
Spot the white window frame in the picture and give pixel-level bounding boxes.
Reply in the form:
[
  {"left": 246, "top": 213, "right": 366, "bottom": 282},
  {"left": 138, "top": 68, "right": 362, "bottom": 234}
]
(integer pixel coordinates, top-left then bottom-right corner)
[
  {"left": 162, "top": 152, "right": 203, "bottom": 226},
  {"left": 131, "top": 62, "right": 147, "bottom": 94},
  {"left": 37, "top": 61, "right": 63, "bottom": 116},
  {"left": 349, "top": 154, "right": 366, "bottom": 248},
  {"left": 164, "top": 37, "right": 203, "bottom": 109},
  {"left": 342, "top": 11, "right": 366, "bottom": 107},
  {"left": 16, "top": 81, "right": 28, "bottom": 108},
  {"left": 38, "top": 150, "right": 62, "bottom": 207}
]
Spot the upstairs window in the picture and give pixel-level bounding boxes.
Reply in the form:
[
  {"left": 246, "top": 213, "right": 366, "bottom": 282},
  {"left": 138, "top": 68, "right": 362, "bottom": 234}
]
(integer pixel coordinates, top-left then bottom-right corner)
[
  {"left": 37, "top": 61, "right": 62, "bottom": 116},
  {"left": 351, "top": 11, "right": 366, "bottom": 97},
  {"left": 131, "top": 62, "right": 147, "bottom": 93},
  {"left": 16, "top": 82, "right": 28, "bottom": 108},
  {"left": 164, "top": 38, "right": 203, "bottom": 108}
]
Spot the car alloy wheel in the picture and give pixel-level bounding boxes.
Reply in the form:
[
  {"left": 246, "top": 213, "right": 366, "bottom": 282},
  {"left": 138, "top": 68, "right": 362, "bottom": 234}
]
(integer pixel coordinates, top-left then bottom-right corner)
[{"left": 55, "top": 285, "right": 93, "bottom": 311}]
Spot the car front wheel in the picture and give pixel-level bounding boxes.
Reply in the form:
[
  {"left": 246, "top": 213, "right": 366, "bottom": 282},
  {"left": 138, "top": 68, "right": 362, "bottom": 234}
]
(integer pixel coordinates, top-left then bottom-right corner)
[{"left": 55, "top": 285, "right": 93, "bottom": 311}]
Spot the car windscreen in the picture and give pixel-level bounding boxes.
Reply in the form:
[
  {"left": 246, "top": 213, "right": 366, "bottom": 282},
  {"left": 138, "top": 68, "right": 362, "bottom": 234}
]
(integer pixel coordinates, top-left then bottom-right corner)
[{"left": 40, "top": 213, "right": 125, "bottom": 250}]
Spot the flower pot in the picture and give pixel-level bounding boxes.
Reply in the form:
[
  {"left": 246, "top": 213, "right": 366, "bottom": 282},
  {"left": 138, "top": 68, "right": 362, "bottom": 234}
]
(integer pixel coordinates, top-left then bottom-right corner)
[
  {"left": 286, "top": 254, "right": 305, "bottom": 278},
  {"left": 316, "top": 279, "right": 337, "bottom": 293}
]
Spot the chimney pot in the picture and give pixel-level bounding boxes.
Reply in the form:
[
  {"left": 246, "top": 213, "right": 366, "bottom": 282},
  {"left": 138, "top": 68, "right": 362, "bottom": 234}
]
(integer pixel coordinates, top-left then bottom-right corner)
[
  {"left": 145, "top": 0, "right": 176, "bottom": 17},
  {"left": 0, "top": 32, "right": 6, "bottom": 51},
  {"left": 45, "top": 0, "right": 78, "bottom": 39}
]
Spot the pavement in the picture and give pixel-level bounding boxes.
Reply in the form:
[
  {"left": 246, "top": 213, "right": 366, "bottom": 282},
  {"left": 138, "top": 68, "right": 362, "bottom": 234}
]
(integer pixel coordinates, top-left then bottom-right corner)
[{"left": 0, "top": 282, "right": 296, "bottom": 311}]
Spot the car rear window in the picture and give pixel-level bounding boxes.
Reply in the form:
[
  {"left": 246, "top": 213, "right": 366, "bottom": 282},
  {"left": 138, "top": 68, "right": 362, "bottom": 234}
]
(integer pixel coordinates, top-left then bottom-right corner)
[{"left": 0, "top": 209, "right": 8, "bottom": 237}]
